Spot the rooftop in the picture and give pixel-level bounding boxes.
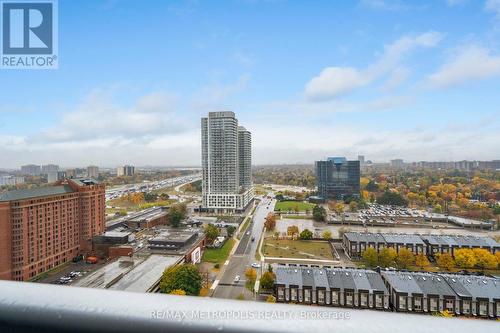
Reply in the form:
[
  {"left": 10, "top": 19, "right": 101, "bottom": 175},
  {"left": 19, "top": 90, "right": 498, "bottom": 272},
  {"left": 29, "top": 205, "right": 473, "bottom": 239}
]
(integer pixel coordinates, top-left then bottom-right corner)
[
  {"left": 109, "top": 255, "right": 182, "bottom": 293},
  {"left": 0, "top": 185, "right": 74, "bottom": 202}
]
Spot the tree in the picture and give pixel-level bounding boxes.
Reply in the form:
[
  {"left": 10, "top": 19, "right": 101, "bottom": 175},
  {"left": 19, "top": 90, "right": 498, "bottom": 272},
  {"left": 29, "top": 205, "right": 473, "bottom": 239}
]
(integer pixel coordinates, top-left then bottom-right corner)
[
  {"left": 378, "top": 248, "right": 397, "bottom": 267},
  {"left": 143, "top": 192, "right": 158, "bottom": 203},
  {"left": 226, "top": 225, "right": 236, "bottom": 237},
  {"left": 168, "top": 203, "right": 187, "bottom": 227},
  {"left": 361, "top": 247, "right": 378, "bottom": 267},
  {"left": 377, "top": 191, "right": 408, "bottom": 206},
  {"left": 312, "top": 205, "right": 327, "bottom": 222},
  {"left": 266, "top": 295, "right": 276, "bottom": 303},
  {"left": 322, "top": 230, "right": 332, "bottom": 240},
  {"left": 160, "top": 193, "right": 170, "bottom": 200},
  {"left": 204, "top": 224, "right": 220, "bottom": 244},
  {"left": 434, "top": 204, "right": 443, "bottom": 214},
  {"left": 264, "top": 213, "right": 276, "bottom": 230},
  {"left": 349, "top": 201, "right": 358, "bottom": 212},
  {"left": 260, "top": 271, "right": 275, "bottom": 289},
  {"left": 366, "top": 180, "right": 378, "bottom": 192},
  {"left": 275, "top": 193, "right": 284, "bottom": 201},
  {"left": 415, "top": 253, "right": 430, "bottom": 270},
  {"left": 287, "top": 225, "right": 299, "bottom": 237},
  {"left": 169, "top": 289, "right": 186, "bottom": 295},
  {"left": 245, "top": 268, "right": 257, "bottom": 283},
  {"left": 454, "top": 249, "right": 476, "bottom": 269},
  {"left": 299, "top": 229, "right": 313, "bottom": 240},
  {"left": 334, "top": 202, "right": 345, "bottom": 215},
  {"left": 159, "top": 264, "right": 202, "bottom": 296},
  {"left": 473, "top": 248, "right": 498, "bottom": 270},
  {"left": 396, "top": 248, "right": 415, "bottom": 269},
  {"left": 436, "top": 253, "right": 455, "bottom": 271}
]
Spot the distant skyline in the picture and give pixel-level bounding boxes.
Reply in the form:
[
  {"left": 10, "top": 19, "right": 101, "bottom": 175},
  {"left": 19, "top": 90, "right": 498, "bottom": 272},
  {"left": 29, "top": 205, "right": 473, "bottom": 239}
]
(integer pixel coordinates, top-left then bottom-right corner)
[{"left": 1, "top": 0, "right": 500, "bottom": 168}]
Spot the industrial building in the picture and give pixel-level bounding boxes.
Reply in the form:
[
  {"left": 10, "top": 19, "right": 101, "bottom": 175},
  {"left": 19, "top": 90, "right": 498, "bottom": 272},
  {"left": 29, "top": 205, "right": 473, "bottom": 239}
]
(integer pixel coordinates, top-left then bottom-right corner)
[
  {"left": 147, "top": 227, "right": 205, "bottom": 264},
  {"left": 125, "top": 207, "right": 168, "bottom": 229}
]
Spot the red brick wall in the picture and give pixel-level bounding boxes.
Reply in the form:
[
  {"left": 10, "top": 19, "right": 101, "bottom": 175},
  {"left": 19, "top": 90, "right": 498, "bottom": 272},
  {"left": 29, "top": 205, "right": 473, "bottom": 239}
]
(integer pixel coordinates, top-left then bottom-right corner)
[
  {"left": 0, "top": 202, "right": 12, "bottom": 280},
  {"left": 108, "top": 246, "right": 134, "bottom": 259}
]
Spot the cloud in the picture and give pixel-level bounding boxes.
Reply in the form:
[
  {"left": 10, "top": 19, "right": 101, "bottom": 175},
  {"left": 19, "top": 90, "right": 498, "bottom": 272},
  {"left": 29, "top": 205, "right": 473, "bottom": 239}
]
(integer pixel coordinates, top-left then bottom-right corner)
[
  {"left": 486, "top": 0, "right": 500, "bottom": 18},
  {"left": 305, "top": 32, "right": 443, "bottom": 101},
  {"left": 381, "top": 67, "right": 411, "bottom": 91},
  {"left": 31, "top": 89, "right": 183, "bottom": 144},
  {"left": 191, "top": 74, "right": 250, "bottom": 109},
  {"left": 429, "top": 45, "right": 500, "bottom": 88}
]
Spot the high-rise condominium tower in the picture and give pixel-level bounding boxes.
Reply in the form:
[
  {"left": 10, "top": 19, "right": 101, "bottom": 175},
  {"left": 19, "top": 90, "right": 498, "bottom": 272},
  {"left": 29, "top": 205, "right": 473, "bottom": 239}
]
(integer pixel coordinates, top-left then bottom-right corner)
[{"left": 201, "top": 112, "right": 254, "bottom": 213}]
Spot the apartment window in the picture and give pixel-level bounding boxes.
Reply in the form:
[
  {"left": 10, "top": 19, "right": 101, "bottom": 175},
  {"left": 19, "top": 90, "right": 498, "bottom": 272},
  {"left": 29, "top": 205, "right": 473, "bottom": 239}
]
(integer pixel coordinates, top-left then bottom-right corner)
[
  {"left": 331, "top": 291, "right": 338, "bottom": 305},
  {"left": 496, "top": 301, "right": 500, "bottom": 317},
  {"left": 414, "top": 297, "right": 422, "bottom": 311},
  {"left": 479, "top": 301, "right": 487, "bottom": 316},
  {"left": 399, "top": 295, "right": 407, "bottom": 310},
  {"left": 304, "top": 289, "right": 311, "bottom": 303},
  {"left": 360, "top": 293, "right": 368, "bottom": 307},
  {"left": 375, "top": 294, "right": 383, "bottom": 308},
  {"left": 430, "top": 298, "right": 438, "bottom": 312},
  {"left": 290, "top": 288, "right": 297, "bottom": 301},
  {"left": 311, "top": 289, "right": 322, "bottom": 304},
  {"left": 277, "top": 287, "right": 284, "bottom": 301},
  {"left": 345, "top": 292, "right": 353, "bottom": 306},
  {"left": 445, "top": 299, "right": 454, "bottom": 312},
  {"left": 462, "top": 300, "right": 470, "bottom": 314}
]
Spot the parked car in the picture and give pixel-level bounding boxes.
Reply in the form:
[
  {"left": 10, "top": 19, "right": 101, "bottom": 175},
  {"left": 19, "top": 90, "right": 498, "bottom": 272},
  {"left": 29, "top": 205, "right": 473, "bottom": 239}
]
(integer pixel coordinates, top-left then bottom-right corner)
[
  {"left": 234, "top": 275, "right": 240, "bottom": 283},
  {"left": 251, "top": 263, "right": 260, "bottom": 268}
]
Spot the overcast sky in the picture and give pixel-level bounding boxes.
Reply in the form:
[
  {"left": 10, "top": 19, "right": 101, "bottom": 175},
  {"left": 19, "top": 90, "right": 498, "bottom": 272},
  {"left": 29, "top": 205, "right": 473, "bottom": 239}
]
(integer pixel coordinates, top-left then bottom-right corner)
[{"left": 1, "top": 0, "right": 500, "bottom": 168}]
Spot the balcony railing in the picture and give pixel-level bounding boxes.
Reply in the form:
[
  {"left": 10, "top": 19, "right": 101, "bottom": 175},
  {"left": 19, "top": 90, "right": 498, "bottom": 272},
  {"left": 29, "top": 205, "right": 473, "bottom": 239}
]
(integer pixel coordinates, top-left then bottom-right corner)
[{"left": 0, "top": 280, "right": 496, "bottom": 333}]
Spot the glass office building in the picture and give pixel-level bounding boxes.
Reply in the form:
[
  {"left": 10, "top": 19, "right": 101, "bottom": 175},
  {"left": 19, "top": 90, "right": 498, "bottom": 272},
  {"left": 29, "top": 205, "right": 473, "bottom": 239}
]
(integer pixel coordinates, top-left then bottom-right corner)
[{"left": 315, "top": 157, "right": 360, "bottom": 200}]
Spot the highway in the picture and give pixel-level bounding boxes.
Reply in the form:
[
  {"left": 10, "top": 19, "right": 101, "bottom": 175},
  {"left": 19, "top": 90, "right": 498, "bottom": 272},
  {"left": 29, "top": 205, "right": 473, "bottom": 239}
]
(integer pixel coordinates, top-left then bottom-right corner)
[{"left": 212, "top": 194, "right": 276, "bottom": 300}]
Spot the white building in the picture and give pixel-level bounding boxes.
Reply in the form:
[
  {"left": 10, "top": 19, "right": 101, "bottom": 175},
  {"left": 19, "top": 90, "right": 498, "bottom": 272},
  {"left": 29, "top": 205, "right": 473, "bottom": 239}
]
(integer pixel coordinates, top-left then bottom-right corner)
[
  {"left": 117, "top": 165, "right": 135, "bottom": 177},
  {"left": 201, "top": 111, "right": 254, "bottom": 213},
  {"left": 87, "top": 166, "right": 99, "bottom": 179},
  {"left": 0, "top": 176, "right": 25, "bottom": 186}
]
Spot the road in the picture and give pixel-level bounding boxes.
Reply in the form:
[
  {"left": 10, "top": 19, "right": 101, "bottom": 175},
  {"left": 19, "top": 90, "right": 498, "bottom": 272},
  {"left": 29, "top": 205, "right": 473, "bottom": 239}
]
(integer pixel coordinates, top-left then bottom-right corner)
[{"left": 212, "top": 195, "right": 276, "bottom": 300}]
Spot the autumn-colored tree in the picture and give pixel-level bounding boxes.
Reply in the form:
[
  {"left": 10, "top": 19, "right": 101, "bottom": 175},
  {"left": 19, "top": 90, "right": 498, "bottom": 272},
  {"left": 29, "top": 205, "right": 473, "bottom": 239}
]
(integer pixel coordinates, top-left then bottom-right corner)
[
  {"left": 245, "top": 268, "right": 257, "bottom": 283},
  {"left": 436, "top": 253, "right": 455, "bottom": 271},
  {"left": 264, "top": 213, "right": 276, "bottom": 230},
  {"left": 266, "top": 295, "right": 276, "bottom": 303},
  {"left": 299, "top": 229, "right": 313, "bottom": 240},
  {"left": 454, "top": 249, "right": 477, "bottom": 269},
  {"left": 361, "top": 247, "right": 378, "bottom": 267},
  {"left": 322, "top": 230, "right": 332, "bottom": 240},
  {"left": 378, "top": 248, "right": 397, "bottom": 268},
  {"left": 396, "top": 248, "right": 415, "bottom": 269},
  {"left": 169, "top": 289, "right": 186, "bottom": 295},
  {"left": 415, "top": 253, "right": 430, "bottom": 270},
  {"left": 349, "top": 201, "right": 358, "bottom": 212},
  {"left": 260, "top": 271, "right": 276, "bottom": 289},
  {"left": 287, "top": 225, "right": 299, "bottom": 237},
  {"left": 473, "top": 248, "right": 498, "bottom": 270}
]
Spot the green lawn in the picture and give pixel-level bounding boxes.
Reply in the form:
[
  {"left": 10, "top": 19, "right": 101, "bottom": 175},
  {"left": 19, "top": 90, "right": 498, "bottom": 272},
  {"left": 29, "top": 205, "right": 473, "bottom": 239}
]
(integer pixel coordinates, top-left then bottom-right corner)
[
  {"left": 262, "top": 238, "right": 334, "bottom": 260},
  {"left": 202, "top": 238, "right": 236, "bottom": 264},
  {"left": 274, "top": 201, "right": 315, "bottom": 212}
]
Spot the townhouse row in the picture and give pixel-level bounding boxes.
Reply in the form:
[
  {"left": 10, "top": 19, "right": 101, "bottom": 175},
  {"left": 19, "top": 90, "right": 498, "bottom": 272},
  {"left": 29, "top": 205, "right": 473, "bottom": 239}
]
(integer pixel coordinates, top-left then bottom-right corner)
[
  {"left": 273, "top": 266, "right": 500, "bottom": 319},
  {"left": 343, "top": 232, "right": 500, "bottom": 259}
]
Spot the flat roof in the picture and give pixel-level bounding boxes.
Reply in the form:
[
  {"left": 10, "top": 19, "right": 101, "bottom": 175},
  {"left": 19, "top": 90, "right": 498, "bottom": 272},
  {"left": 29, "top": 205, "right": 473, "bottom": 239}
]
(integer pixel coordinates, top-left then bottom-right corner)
[
  {"left": 151, "top": 229, "right": 198, "bottom": 243},
  {"left": 109, "top": 255, "right": 182, "bottom": 293},
  {"left": 74, "top": 257, "right": 141, "bottom": 289},
  {"left": 127, "top": 207, "right": 167, "bottom": 223},
  {"left": 0, "top": 185, "right": 74, "bottom": 202}
]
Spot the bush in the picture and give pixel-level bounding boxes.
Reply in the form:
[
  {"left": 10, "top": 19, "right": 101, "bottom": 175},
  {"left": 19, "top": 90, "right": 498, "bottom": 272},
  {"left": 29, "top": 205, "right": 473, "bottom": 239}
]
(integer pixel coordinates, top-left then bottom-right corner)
[
  {"left": 299, "top": 229, "right": 313, "bottom": 240},
  {"left": 377, "top": 191, "right": 408, "bottom": 207}
]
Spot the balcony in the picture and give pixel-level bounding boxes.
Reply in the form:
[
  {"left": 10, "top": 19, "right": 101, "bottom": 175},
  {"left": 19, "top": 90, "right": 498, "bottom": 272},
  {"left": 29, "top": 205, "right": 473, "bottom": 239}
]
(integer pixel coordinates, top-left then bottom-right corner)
[{"left": 0, "top": 280, "right": 496, "bottom": 333}]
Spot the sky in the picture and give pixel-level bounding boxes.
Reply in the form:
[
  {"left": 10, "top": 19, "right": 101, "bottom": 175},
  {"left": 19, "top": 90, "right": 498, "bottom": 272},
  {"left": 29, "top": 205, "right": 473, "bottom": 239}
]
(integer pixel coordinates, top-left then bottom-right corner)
[{"left": 1, "top": 0, "right": 500, "bottom": 168}]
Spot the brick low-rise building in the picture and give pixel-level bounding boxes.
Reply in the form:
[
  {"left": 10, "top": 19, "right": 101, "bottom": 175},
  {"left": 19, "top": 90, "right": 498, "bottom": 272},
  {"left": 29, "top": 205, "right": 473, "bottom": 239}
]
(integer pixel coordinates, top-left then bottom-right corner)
[{"left": 0, "top": 178, "right": 105, "bottom": 281}]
